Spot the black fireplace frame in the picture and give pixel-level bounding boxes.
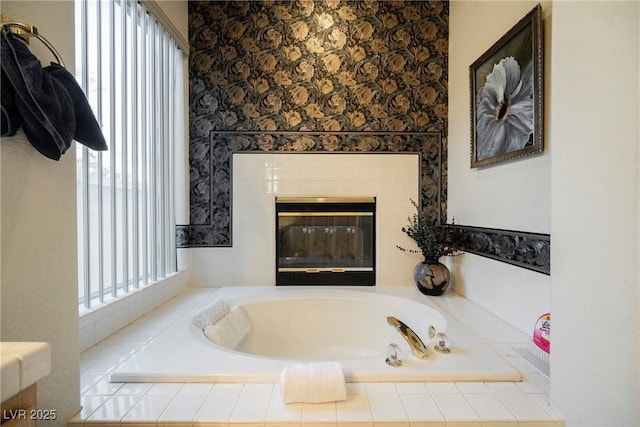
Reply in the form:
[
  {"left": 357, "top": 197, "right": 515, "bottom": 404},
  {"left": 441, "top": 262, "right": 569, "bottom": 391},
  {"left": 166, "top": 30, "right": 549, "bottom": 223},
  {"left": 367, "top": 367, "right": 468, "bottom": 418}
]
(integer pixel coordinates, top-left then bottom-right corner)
[{"left": 275, "top": 197, "right": 376, "bottom": 286}]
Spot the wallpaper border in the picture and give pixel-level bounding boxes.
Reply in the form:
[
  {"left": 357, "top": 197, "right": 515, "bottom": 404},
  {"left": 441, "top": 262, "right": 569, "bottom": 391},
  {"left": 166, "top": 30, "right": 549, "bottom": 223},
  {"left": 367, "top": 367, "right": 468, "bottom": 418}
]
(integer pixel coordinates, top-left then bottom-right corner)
[
  {"left": 451, "top": 224, "right": 550, "bottom": 275},
  {"left": 178, "top": 223, "right": 551, "bottom": 274},
  {"left": 184, "top": 130, "right": 443, "bottom": 247},
  {"left": 177, "top": 129, "right": 551, "bottom": 275}
]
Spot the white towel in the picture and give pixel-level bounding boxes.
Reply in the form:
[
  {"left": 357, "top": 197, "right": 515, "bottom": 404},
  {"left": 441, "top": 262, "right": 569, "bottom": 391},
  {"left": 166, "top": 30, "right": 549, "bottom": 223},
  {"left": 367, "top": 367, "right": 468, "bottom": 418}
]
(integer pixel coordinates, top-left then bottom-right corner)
[
  {"left": 192, "top": 299, "right": 230, "bottom": 330},
  {"left": 203, "top": 305, "right": 251, "bottom": 350},
  {"left": 279, "top": 361, "right": 347, "bottom": 404}
]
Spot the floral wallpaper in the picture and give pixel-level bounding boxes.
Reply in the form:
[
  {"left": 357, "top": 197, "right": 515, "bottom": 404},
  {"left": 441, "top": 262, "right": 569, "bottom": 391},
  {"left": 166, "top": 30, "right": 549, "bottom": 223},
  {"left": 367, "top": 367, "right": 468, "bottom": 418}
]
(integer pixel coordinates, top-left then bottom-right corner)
[
  {"left": 189, "top": 0, "right": 449, "bottom": 132},
  {"left": 187, "top": 0, "right": 450, "bottom": 247}
]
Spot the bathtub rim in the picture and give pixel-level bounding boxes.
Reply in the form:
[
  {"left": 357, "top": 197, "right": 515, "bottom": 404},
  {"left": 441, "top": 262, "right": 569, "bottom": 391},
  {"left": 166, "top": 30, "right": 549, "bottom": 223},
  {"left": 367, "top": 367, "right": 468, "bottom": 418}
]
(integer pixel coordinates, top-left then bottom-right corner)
[{"left": 110, "top": 286, "right": 522, "bottom": 383}]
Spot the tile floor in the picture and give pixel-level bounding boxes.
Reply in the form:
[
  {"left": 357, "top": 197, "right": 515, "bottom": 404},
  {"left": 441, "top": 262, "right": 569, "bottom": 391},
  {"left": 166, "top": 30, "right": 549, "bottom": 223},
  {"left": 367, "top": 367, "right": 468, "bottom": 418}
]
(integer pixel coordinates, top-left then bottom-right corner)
[{"left": 70, "top": 288, "right": 565, "bottom": 426}]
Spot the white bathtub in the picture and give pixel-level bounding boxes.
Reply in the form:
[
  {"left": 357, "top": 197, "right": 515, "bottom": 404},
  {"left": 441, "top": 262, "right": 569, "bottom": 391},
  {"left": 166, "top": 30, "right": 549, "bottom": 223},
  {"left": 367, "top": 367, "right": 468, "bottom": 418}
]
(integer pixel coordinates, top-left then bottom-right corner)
[{"left": 111, "top": 287, "right": 521, "bottom": 383}]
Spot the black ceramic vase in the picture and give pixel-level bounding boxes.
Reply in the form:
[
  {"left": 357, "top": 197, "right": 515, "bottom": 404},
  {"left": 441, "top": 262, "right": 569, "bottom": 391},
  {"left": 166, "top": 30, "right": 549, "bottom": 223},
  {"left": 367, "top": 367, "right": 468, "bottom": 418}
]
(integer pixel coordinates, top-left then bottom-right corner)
[{"left": 413, "top": 260, "right": 450, "bottom": 296}]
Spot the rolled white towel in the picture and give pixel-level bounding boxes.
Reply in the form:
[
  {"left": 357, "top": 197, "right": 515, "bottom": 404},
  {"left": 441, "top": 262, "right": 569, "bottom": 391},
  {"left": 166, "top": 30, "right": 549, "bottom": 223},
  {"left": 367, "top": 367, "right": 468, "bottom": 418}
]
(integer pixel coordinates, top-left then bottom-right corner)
[
  {"left": 203, "top": 305, "right": 251, "bottom": 350},
  {"left": 192, "top": 299, "right": 230, "bottom": 330},
  {"left": 279, "top": 361, "right": 347, "bottom": 404}
]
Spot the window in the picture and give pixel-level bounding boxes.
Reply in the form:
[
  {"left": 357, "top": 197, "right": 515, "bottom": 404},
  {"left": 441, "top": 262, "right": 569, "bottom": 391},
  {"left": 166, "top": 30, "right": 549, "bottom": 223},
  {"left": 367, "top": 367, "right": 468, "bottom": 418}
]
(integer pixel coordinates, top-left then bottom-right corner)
[{"left": 75, "top": 0, "right": 183, "bottom": 308}]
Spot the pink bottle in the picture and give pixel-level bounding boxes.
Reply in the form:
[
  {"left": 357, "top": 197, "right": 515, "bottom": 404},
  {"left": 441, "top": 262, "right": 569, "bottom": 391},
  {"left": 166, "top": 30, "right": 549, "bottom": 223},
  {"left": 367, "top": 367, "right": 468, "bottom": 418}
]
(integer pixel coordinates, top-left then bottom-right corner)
[{"left": 533, "top": 313, "right": 550, "bottom": 353}]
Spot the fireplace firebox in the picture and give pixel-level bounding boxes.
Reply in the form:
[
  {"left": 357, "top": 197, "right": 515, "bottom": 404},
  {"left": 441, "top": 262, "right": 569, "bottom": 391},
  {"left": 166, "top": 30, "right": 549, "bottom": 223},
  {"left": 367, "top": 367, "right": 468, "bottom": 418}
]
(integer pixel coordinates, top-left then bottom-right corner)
[{"left": 276, "top": 197, "right": 375, "bottom": 286}]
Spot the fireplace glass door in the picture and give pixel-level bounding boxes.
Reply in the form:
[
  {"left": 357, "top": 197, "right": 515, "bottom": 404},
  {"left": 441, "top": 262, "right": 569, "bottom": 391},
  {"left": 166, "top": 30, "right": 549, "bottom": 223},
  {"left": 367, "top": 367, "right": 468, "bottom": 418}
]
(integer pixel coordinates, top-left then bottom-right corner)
[{"left": 276, "top": 197, "right": 375, "bottom": 285}]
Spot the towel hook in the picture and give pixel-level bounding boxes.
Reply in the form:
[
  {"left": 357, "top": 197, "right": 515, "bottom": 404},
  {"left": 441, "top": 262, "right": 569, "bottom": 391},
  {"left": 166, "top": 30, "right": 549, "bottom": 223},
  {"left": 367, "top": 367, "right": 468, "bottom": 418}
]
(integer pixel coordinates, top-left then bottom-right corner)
[{"left": 1, "top": 21, "right": 66, "bottom": 68}]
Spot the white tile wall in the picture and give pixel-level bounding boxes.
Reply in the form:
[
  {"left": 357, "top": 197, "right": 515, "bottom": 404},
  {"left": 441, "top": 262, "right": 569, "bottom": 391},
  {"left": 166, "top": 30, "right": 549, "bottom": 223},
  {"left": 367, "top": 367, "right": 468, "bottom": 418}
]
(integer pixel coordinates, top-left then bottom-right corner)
[
  {"left": 78, "top": 271, "right": 188, "bottom": 352},
  {"left": 72, "top": 288, "right": 565, "bottom": 427},
  {"left": 191, "top": 152, "right": 423, "bottom": 288}
]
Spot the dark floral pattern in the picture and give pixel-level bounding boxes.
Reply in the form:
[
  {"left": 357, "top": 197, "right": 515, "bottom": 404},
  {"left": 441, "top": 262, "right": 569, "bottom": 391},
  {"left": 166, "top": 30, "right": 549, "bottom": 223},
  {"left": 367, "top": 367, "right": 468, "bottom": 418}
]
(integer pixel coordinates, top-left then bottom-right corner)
[
  {"left": 176, "top": 225, "right": 190, "bottom": 248},
  {"left": 189, "top": 0, "right": 449, "bottom": 133},
  {"left": 451, "top": 225, "right": 550, "bottom": 274},
  {"left": 186, "top": 0, "right": 450, "bottom": 247}
]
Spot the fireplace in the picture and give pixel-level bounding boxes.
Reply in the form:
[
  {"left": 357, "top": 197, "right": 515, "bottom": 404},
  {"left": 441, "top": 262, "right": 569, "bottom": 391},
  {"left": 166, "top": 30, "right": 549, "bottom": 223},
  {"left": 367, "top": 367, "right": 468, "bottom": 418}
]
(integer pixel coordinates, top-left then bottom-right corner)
[{"left": 275, "top": 197, "right": 376, "bottom": 286}]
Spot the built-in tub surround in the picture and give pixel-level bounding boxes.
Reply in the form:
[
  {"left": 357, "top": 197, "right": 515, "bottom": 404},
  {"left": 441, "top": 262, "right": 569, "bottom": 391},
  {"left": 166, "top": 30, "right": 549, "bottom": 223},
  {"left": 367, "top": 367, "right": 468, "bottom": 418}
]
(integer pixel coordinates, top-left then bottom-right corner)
[
  {"left": 75, "top": 288, "right": 563, "bottom": 426},
  {"left": 190, "top": 152, "right": 424, "bottom": 287},
  {"left": 110, "top": 287, "right": 521, "bottom": 383}
]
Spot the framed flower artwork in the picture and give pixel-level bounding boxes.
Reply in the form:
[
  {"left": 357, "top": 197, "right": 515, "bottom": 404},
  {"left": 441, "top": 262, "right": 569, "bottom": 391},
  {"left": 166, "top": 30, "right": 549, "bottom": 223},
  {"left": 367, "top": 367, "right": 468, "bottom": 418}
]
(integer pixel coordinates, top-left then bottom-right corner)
[{"left": 470, "top": 4, "right": 543, "bottom": 168}]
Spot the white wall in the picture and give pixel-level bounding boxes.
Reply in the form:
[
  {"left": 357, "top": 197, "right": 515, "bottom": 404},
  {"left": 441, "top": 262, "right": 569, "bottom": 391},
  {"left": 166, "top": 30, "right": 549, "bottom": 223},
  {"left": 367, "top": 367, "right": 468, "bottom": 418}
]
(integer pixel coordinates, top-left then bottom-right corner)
[
  {"left": 447, "top": 1, "right": 552, "bottom": 334},
  {"left": 549, "top": 1, "right": 639, "bottom": 425},
  {"left": 153, "top": 1, "right": 188, "bottom": 38},
  {"left": 0, "top": 1, "right": 190, "bottom": 424},
  {"left": 0, "top": 2, "right": 80, "bottom": 425},
  {"left": 450, "top": 1, "right": 639, "bottom": 425}
]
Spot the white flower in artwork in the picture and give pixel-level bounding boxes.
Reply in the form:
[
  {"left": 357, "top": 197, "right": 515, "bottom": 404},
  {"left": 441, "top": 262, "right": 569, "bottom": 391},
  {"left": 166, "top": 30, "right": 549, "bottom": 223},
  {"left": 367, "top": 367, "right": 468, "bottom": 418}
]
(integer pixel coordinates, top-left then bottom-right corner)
[{"left": 475, "top": 56, "right": 534, "bottom": 161}]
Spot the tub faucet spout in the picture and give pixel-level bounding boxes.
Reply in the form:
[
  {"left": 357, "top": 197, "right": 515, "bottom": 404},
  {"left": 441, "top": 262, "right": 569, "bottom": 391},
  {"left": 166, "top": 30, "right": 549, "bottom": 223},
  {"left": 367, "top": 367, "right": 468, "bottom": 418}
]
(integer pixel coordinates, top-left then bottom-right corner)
[{"left": 387, "top": 316, "right": 429, "bottom": 359}]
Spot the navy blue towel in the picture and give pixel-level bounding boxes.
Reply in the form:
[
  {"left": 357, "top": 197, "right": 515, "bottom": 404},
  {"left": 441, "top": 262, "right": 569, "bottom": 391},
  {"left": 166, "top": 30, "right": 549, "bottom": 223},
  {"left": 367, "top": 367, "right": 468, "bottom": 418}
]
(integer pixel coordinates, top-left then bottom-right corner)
[
  {"left": 1, "top": 68, "right": 23, "bottom": 136},
  {"left": 44, "top": 63, "right": 107, "bottom": 152},
  {"left": 1, "top": 30, "right": 107, "bottom": 160},
  {"left": 1, "top": 30, "right": 74, "bottom": 159}
]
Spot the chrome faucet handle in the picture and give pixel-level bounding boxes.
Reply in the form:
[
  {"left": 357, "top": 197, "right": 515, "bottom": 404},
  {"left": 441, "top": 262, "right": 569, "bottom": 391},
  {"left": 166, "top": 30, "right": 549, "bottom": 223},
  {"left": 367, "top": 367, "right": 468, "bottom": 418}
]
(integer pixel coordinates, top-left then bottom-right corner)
[
  {"left": 385, "top": 343, "right": 403, "bottom": 366},
  {"left": 387, "top": 316, "right": 429, "bottom": 359}
]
